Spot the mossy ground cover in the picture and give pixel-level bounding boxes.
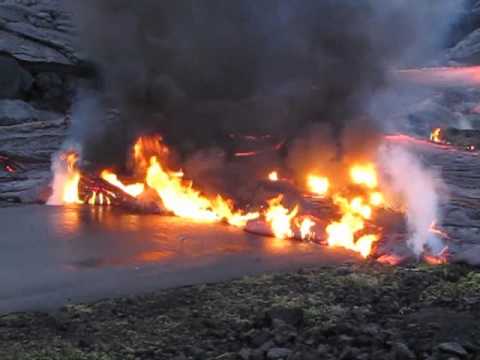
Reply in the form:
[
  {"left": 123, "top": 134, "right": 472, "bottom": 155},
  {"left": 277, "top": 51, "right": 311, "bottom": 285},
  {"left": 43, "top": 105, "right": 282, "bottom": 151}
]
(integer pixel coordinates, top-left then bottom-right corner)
[{"left": 1, "top": 263, "right": 479, "bottom": 360}]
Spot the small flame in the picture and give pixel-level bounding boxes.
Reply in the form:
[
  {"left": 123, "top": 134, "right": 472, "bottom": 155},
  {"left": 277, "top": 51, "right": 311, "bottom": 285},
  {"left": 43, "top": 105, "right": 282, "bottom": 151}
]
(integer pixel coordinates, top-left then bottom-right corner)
[
  {"left": 265, "top": 195, "right": 298, "bottom": 239},
  {"left": 48, "top": 150, "right": 83, "bottom": 205},
  {"left": 307, "top": 175, "right": 329, "bottom": 196},
  {"left": 299, "top": 217, "right": 316, "bottom": 240},
  {"left": 424, "top": 248, "right": 449, "bottom": 265},
  {"left": 350, "top": 163, "right": 378, "bottom": 189},
  {"left": 211, "top": 195, "right": 260, "bottom": 228},
  {"left": 88, "top": 191, "right": 112, "bottom": 206},
  {"left": 88, "top": 191, "right": 97, "bottom": 205},
  {"left": 268, "top": 171, "right": 279, "bottom": 182},
  {"left": 430, "top": 128, "right": 442, "bottom": 143},
  {"left": 326, "top": 213, "right": 378, "bottom": 258},
  {"left": 376, "top": 254, "right": 404, "bottom": 266},
  {"left": 101, "top": 170, "right": 145, "bottom": 198},
  {"left": 369, "top": 192, "right": 384, "bottom": 207}
]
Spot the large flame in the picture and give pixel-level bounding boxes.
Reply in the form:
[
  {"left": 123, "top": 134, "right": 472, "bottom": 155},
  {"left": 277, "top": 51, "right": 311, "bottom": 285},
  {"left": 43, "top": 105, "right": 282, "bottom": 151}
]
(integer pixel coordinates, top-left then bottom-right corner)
[
  {"left": 324, "top": 163, "right": 383, "bottom": 258},
  {"left": 48, "top": 151, "right": 82, "bottom": 205},
  {"left": 144, "top": 151, "right": 258, "bottom": 226}
]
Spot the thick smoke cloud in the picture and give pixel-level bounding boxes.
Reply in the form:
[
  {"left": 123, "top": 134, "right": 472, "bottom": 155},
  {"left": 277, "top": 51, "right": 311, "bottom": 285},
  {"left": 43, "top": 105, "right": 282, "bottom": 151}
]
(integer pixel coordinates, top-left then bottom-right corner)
[{"left": 65, "top": 0, "right": 465, "bottom": 169}]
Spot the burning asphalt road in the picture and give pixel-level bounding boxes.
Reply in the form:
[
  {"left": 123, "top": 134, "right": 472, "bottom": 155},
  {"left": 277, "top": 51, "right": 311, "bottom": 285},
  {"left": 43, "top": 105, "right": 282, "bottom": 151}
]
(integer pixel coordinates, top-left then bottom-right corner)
[{"left": 0, "top": 205, "right": 359, "bottom": 314}]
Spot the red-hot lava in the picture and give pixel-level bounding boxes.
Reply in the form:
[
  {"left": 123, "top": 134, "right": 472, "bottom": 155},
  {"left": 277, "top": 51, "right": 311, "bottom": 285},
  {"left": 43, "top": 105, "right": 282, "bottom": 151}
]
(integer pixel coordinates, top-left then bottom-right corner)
[
  {"left": 0, "top": 155, "right": 19, "bottom": 173},
  {"left": 396, "top": 66, "right": 480, "bottom": 88},
  {"left": 48, "top": 135, "right": 447, "bottom": 262}
]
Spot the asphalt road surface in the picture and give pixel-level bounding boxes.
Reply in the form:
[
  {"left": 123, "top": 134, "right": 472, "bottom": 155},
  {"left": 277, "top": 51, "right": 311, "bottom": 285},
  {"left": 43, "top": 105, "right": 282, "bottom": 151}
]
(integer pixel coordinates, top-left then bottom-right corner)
[{"left": 0, "top": 205, "right": 358, "bottom": 313}]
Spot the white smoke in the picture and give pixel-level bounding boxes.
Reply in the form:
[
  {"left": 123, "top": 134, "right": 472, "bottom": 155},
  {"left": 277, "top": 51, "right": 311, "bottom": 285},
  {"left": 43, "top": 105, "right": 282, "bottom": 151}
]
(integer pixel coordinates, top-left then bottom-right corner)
[{"left": 379, "top": 145, "right": 444, "bottom": 256}]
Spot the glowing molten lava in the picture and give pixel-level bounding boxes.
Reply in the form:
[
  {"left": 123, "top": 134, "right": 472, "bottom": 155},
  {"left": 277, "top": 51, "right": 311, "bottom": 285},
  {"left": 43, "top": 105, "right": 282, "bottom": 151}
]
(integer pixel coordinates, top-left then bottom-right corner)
[
  {"left": 48, "top": 150, "right": 82, "bottom": 205},
  {"left": 307, "top": 175, "right": 329, "bottom": 196}
]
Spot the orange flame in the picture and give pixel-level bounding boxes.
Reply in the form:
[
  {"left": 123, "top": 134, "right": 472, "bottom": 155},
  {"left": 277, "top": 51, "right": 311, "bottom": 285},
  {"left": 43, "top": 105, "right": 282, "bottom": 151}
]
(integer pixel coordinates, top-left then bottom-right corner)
[
  {"left": 268, "top": 171, "right": 279, "bottom": 182},
  {"left": 430, "top": 128, "right": 442, "bottom": 143},
  {"left": 145, "top": 154, "right": 258, "bottom": 226},
  {"left": 350, "top": 163, "right": 378, "bottom": 189},
  {"left": 424, "top": 247, "right": 449, "bottom": 265},
  {"left": 48, "top": 138, "right": 389, "bottom": 260},
  {"left": 101, "top": 170, "right": 145, "bottom": 198},
  {"left": 265, "top": 195, "right": 299, "bottom": 239},
  {"left": 307, "top": 175, "right": 329, "bottom": 196},
  {"left": 48, "top": 150, "right": 83, "bottom": 205},
  {"left": 376, "top": 254, "right": 404, "bottom": 266},
  {"left": 325, "top": 163, "right": 383, "bottom": 258},
  {"left": 369, "top": 192, "right": 384, "bottom": 207}
]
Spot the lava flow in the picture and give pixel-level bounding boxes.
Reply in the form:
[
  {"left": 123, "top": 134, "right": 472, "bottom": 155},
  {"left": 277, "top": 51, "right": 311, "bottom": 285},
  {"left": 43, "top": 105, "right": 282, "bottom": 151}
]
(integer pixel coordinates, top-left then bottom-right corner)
[
  {"left": 47, "top": 135, "right": 406, "bottom": 260},
  {"left": 396, "top": 66, "right": 480, "bottom": 87}
]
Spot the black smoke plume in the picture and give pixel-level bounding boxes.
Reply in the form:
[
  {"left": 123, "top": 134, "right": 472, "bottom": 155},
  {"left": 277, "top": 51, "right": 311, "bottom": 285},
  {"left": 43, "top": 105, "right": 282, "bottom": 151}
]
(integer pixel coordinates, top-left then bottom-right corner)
[{"left": 66, "top": 0, "right": 464, "bottom": 172}]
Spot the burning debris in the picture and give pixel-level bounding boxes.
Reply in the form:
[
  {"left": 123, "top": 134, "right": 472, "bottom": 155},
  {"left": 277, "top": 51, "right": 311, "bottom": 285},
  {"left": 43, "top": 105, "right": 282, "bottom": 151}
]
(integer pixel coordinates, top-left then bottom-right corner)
[
  {"left": 47, "top": 135, "right": 448, "bottom": 263},
  {"left": 42, "top": 0, "right": 466, "bottom": 265},
  {"left": 430, "top": 127, "right": 479, "bottom": 152}
]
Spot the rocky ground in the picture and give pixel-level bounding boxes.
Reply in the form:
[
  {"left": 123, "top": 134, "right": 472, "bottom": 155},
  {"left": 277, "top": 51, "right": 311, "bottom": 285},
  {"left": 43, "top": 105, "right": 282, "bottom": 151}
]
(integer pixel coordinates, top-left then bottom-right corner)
[
  {"left": 0, "top": 263, "right": 479, "bottom": 360},
  {"left": 0, "top": 0, "right": 92, "bottom": 204}
]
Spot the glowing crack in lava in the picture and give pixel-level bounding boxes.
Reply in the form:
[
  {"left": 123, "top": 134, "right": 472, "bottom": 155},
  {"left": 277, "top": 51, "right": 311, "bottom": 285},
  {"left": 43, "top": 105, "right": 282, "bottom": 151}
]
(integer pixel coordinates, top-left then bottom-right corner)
[{"left": 48, "top": 150, "right": 83, "bottom": 205}]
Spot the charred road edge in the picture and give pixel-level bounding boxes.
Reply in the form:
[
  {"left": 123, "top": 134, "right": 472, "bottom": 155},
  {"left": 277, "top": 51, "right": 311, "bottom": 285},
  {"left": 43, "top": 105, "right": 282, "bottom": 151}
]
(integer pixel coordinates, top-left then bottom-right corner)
[{"left": 1, "top": 263, "right": 479, "bottom": 360}]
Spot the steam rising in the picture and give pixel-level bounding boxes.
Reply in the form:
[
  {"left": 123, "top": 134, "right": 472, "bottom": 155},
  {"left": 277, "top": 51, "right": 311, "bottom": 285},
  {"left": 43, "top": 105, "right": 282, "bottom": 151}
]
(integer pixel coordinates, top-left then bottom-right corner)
[
  {"left": 380, "top": 146, "right": 444, "bottom": 256},
  {"left": 65, "top": 0, "right": 465, "bottom": 168}
]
